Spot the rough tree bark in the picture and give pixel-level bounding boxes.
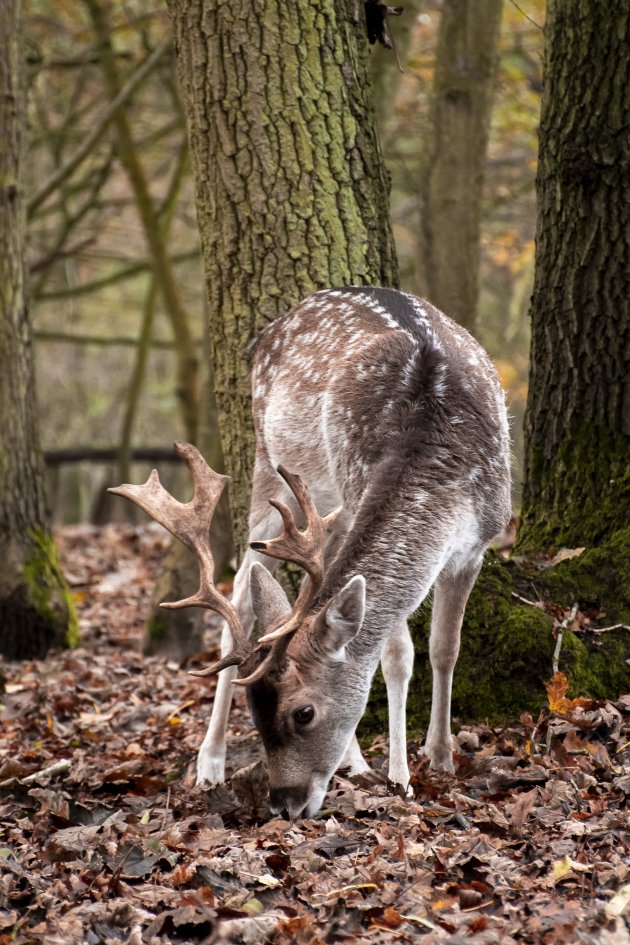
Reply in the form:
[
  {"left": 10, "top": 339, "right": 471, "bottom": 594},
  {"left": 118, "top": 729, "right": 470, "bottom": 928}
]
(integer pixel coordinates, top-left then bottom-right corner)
[
  {"left": 517, "top": 0, "right": 630, "bottom": 551},
  {"left": 419, "top": 0, "right": 503, "bottom": 331},
  {"left": 167, "top": 0, "right": 399, "bottom": 553},
  {"left": 0, "top": 0, "right": 77, "bottom": 659}
]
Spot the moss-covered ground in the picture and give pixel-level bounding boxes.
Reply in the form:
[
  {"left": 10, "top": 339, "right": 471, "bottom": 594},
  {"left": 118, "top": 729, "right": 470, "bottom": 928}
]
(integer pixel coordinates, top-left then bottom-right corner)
[
  {"left": 0, "top": 529, "right": 78, "bottom": 660},
  {"left": 24, "top": 529, "right": 79, "bottom": 650},
  {"left": 359, "top": 525, "right": 630, "bottom": 741}
]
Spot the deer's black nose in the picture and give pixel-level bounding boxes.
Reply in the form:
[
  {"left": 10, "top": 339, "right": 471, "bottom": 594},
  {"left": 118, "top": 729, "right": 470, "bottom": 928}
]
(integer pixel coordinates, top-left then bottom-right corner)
[{"left": 269, "top": 786, "right": 308, "bottom": 819}]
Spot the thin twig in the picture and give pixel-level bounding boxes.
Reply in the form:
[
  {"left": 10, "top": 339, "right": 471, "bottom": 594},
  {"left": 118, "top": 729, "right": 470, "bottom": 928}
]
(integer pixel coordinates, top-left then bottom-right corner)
[
  {"left": 28, "top": 39, "right": 171, "bottom": 215},
  {"left": 507, "top": 0, "right": 544, "bottom": 31},
  {"left": 160, "top": 785, "right": 172, "bottom": 832},
  {"left": 591, "top": 623, "right": 630, "bottom": 635},
  {"left": 34, "top": 331, "right": 179, "bottom": 349},
  {"left": 36, "top": 249, "right": 198, "bottom": 301},
  {"left": 553, "top": 603, "right": 578, "bottom": 675},
  {"left": 510, "top": 591, "right": 542, "bottom": 608},
  {"left": 0, "top": 758, "right": 71, "bottom": 789}
]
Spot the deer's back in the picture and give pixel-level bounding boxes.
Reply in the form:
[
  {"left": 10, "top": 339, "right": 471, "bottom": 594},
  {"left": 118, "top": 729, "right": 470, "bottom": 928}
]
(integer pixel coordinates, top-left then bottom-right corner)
[{"left": 252, "top": 288, "right": 511, "bottom": 542}]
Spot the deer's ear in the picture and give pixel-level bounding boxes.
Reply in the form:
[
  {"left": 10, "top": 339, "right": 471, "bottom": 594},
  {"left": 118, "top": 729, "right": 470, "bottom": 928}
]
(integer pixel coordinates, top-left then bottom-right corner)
[
  {"left": 319, "top": 575, "right": 366, "bottom": 659},
  {"left": 249, "top": 563, "right": 292, "bottom": 629}
]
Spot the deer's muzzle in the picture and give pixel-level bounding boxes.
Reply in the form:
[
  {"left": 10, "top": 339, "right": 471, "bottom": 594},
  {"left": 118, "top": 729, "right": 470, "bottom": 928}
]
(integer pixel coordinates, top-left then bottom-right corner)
[{"left": 269, "top": 775, "right": 328, "bottom": 819}]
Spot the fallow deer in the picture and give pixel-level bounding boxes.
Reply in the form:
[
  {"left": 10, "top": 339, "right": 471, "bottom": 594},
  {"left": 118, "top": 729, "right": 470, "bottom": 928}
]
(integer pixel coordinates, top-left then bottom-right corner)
[{"left": 111, "top": 287, "right": 511, "bottom": 819}]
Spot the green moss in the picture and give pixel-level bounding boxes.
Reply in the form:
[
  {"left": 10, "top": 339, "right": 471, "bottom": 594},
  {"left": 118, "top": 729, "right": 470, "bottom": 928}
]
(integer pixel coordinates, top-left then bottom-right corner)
[
  {"left": 518, "top": 426, "right": 630, "bottom": 551},
  {"left": 541, "top": 525, "right": 630, "bottom": 624},
  {"left": 24, "top": 529, "right": 79, "bottom": 649},
  {"left": 360, "top": 540, "right": 630, "bottom": 742},
  {"left": 559, "top": 628, "right": 630, "bottom": 701},
  {"left": 147, "top": 613, "right": 168, "bottom": 642}
]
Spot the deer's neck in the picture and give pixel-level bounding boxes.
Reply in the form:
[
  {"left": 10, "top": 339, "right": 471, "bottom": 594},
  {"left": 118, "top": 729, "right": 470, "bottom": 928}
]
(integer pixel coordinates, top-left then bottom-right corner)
[{"left": 318, "top": 465, "right": 445, "bottom": 669}]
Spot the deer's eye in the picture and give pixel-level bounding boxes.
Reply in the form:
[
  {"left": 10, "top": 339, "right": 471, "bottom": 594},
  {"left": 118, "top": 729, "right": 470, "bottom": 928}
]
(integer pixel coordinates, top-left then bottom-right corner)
[{"left": 293, "top": 705, "right": 315, "bottom": 725}]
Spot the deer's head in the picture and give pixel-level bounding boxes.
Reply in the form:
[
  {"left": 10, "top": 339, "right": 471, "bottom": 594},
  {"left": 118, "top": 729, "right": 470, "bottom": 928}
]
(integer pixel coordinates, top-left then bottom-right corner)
[
  {"left": 109, "top": 443, "right": 367, "bottom": 819},
  {"left": 243, "top": 565, "right": 366, "bottom": 817}
]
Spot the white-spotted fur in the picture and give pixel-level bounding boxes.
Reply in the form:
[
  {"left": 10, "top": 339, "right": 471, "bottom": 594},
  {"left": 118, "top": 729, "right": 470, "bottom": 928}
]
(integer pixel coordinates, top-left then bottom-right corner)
[{"left": 196, "top": 288, "right": 511, "bottom": 814}]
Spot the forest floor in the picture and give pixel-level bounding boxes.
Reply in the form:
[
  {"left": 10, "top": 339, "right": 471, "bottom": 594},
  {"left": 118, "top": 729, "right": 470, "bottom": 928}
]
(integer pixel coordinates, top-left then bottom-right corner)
[{"left": 0, "top": 525, "right": 629, "bottom": 945}]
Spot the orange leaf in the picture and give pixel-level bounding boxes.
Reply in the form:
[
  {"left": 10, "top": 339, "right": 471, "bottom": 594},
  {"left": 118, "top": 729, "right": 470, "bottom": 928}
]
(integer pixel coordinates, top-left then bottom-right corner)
[
  {"left": 171, "top": 862, "right": 195, "bottom": 887},
  {"left": 545, "top": 671, "right": 569, "bottom": 710},
  {"left": 545, "top": 672, "right": 592, "bottom": 714},
  {"left": 381, "top": 908, "right": 403, "bottom": 929}
]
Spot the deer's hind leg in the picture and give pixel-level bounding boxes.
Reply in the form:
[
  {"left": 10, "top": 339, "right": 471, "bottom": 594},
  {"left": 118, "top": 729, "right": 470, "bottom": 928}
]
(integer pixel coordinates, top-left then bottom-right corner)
[{"left": 423, "top": 557, "right": 482, "bottom": 773}]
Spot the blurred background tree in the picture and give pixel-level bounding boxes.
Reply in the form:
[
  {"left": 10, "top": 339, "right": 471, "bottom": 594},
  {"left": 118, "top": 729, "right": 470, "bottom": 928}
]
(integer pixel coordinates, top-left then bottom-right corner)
[
  {"left": 419, "top": 0, "right": 504, "bottom": 333},
  {"left": 0, "top": 0, "right": 77, "bottom": 658}
]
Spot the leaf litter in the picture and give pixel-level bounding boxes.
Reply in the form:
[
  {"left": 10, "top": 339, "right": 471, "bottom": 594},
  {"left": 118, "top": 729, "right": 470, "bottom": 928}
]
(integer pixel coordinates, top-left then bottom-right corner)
[{"left": 0, "top": 525, "right": 628, "bottom": 944}]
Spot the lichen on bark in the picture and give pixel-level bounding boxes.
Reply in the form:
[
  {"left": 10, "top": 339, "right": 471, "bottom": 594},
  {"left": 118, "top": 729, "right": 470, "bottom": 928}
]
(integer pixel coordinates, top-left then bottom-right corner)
[
  {"left": 23, "top": 530, "right": 79, "bottom": 649},
  {"left": 518, "top": 426, "right": 630, "bottom": 552}
]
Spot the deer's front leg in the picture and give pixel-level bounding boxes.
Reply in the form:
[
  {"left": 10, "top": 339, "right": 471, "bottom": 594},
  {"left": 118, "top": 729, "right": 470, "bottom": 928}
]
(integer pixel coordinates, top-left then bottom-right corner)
[
  {"left": 196, "top": 625, "right": 239, "bottom": 785},
  {"left": 381, "top": 622, "right": 414, "bottom": 791},
  {"left": 339, "top": 735, "right": 371, "bottom": 775},
  {"left": 196, "top": 534, "right": 278, "bottom": 785}
]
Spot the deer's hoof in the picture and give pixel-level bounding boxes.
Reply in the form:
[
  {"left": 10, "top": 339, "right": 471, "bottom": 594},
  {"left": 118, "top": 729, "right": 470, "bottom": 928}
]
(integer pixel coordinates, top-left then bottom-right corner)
[
  {"left": 196, "top": 754, "right": 226, "bottom": 786},
  {"left": 422, "top": 742, "right": 455, "bottom": 774},
  {"left": 390, "top": 779, "right": 414, "bottom": 799},
  {"left": 387, "top": 761, "right": 413, "bottom": 797}
]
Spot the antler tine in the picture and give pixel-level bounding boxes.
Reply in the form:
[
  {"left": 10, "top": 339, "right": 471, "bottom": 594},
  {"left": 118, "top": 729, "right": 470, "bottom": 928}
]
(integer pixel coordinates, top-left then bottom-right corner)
[
  {"left": 108, "top": 442, "right": 251, "bottom": 671},
  {"left": 249, "top": 466, "right": 341, "bottom": 647},
  {"left": 250, "top": 466, "right": 337, "bottom": 584}
]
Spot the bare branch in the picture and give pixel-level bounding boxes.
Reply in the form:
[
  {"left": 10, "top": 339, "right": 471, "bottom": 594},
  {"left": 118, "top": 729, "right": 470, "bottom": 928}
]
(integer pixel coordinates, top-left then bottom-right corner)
[
  {"left": 27, "top": 38, "right": 171, "bottom": 216},
  {"left": 34, "top": 331, "right": 182, "bottom": 349},
  {"left": 35, "top": 249, "right": 198, "bottom": 301}
]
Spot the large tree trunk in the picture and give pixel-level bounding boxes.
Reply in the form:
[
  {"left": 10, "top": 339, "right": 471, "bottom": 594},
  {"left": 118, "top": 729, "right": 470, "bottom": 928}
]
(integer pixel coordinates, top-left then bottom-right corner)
[
  {"left": 167, "top": 0, "right": 398, "bottom": 553},
  {"left": 517, "top": 0, "right": 630, "bottom": 551},
  {"left": 0, "top": 0, "right": 77, "bottom": 659},
  {"left": 419, "top": 0, "right": 503, "bottom": 331}
]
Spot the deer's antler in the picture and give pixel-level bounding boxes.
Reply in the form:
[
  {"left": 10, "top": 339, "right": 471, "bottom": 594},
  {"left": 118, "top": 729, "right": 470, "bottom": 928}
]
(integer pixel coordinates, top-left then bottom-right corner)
[
  {"left": 108, "top": 442, "right": 250, "bottom": 676},
  {"left": 235, "top": 466, "right": 340, "bottom": 686}
]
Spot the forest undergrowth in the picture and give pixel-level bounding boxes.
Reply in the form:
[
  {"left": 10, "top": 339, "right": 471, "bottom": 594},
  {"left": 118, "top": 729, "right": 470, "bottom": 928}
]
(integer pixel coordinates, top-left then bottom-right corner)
[{"left": 0, "top": 525, "right": 628, "bottom": 944}]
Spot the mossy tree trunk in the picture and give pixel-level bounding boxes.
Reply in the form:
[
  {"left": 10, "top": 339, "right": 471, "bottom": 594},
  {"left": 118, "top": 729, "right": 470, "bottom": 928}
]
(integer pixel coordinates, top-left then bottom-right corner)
[
  {"left": 166, "top": 0, "right": 398, "bottom": 554},
  {"left": 419, "top": 0, "right": 503, "bottom": 331},
  {"left": 0, "top": 0, "right": 77, "bottom": 659},
  {"left": 517, "top": 0, "right": 630, "bottom": 551}
]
